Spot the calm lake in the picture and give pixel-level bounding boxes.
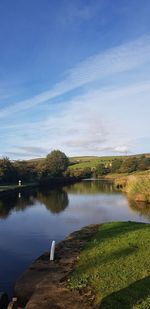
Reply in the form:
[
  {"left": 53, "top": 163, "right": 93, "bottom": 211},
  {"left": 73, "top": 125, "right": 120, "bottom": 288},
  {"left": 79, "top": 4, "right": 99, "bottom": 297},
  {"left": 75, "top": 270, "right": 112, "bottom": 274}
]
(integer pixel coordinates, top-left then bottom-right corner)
[{"left": 0, "top": 180, "right": 150, "bottom": 296}]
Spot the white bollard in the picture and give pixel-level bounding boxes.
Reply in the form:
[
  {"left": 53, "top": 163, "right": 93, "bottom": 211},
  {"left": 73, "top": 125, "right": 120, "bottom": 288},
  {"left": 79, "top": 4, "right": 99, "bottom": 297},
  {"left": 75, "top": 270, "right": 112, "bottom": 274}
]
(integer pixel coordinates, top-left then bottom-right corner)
[{"left": 50, "top": 240, "right": 55, "bottom": 261}]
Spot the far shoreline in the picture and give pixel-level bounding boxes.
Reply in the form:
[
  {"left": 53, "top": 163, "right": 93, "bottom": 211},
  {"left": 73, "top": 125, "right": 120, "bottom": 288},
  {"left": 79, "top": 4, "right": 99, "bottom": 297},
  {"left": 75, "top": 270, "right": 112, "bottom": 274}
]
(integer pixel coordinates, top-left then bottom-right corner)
[{"left": 0, "top": 176, "right": 81, "bottom": 197}]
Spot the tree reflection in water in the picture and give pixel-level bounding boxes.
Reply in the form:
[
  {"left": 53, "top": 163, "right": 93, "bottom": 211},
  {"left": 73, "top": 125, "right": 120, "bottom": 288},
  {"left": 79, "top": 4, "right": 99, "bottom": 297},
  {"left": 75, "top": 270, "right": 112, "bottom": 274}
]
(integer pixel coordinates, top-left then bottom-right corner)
[
  {"left": 0, "top": 191, "right": 36, "bottom": 219},
  {"left": 0, "top": 181, "right": 149, "bottom": 220},
  {"left": 66, "top": 180, "right": 116, "bottom": 194},
  {"left": 0, "top": 188, "right": 69, "bottom": 219},
  {"left": 129, "top": 199, "right": 150, "bottom": 220},
  {"left": 36, "top": 189, "right": 69, "bottom": 213}
]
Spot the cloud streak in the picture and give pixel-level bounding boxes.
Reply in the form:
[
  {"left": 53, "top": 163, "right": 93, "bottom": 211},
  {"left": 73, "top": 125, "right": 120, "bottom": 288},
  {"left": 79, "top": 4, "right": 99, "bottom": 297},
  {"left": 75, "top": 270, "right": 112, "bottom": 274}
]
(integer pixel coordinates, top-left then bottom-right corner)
[
  {"left": 2, "top": 78, "right": 149, "bottom": 159},
  {"left": 1, "top": 35, "right": 150, "bottom": 118}
]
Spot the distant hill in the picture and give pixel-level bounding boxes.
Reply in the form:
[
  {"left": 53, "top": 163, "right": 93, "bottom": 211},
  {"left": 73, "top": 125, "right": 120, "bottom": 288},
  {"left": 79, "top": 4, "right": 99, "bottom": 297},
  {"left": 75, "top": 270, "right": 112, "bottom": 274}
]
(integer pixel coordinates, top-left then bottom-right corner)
[
  {"left": 69, "top": 154, "right": 150, "bottom": 170},
  {"left": 27, "top": 153, "right": 150, "bottom": 170},
  {"left": 69, "top": 155, "right": 123, "bottom": 170}
]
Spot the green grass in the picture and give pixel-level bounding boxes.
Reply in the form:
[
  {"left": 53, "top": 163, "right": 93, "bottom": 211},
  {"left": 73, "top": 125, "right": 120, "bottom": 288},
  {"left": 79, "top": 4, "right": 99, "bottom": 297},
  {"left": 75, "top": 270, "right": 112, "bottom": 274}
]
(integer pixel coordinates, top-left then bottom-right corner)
[
  {"left": 69, "top": 222, "right": 150, "bottom": 308},
  {"left": 0, "top": 185, "right": 18, "bottom": 191},
  {"left": 0, "top": 183, "right": 37, "bottom": 192},
  {"left": 0, "top": 184, "right": 24, "bottom": 192},
  {"left": 69, "top": 156, "right": 99, "bottom": 162}
]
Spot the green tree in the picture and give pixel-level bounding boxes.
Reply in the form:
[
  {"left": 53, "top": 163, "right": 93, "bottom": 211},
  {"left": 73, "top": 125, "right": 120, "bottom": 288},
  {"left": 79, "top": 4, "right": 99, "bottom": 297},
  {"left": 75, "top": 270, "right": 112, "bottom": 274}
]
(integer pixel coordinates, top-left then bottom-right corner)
[
  {"left": 111, "top": 159, "right": 123, "bottom": 173},
  {"left": 137, "top": 156, "right": 150, "bottom": 171},
  {"left": 95, "top": 163, "right": 107, "bottom": 176},
  {"left": 119, "top": 157, "right": 139, "bottom": 173},
  {"left": 0, "top": 157, "right": 17, "bottom": 184},
  {"left": 82, "top": 167, "right": 92, "bottom": 178},
  {"left": 45, "top": 150, "right": 69, "bottom": 177},
  {"left": 14, "top": 160, "right": 38, "bottom": 182}
]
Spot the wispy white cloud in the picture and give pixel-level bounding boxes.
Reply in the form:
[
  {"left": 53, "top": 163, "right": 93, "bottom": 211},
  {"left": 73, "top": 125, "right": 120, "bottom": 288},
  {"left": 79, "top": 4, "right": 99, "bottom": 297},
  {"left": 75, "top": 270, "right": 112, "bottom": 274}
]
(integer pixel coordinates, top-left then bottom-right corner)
[
  {"left": 1, "top": 145, "right": 50, "bottom": 159},
  {"left": 0, "top": 35, "right": 150, "bottom": 119},
  {"left": 17, "top": 146, "right": 48, "bottom": 154},
  {"left": 3, "top": 78, "right": 150, "bottom": 159},
  {"left": 1, "top": 35, "right": 150, "bottom": 158},
  {"left": 100, "top": 145, "right": 131, "bottom": 154},
  {"left": 2, "top": 152, "right": 36, "bottom": 159}
]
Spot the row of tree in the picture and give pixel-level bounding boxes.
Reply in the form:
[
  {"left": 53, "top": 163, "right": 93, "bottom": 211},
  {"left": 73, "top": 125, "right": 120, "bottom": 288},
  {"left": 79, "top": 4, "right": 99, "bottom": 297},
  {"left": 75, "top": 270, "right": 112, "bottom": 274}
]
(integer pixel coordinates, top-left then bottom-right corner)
[
  {"left": 68, "top": 155, "right": 150, "bottom": 178},
  {"left": 95, "top": 155, "right": 150, "bottom": 176},
  {"left": 0, "top": 151, "right": 150, "bottom": 185},
  {"left": 0, "top": 150, "right": 69, "bottom": 185}
]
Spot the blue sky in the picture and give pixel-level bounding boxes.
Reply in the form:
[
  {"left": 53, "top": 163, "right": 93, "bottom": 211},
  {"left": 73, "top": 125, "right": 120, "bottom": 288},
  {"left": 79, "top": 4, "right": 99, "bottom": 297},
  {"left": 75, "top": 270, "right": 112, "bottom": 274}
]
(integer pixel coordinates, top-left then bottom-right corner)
[{"left": 0, "top": 0, "right": 150, "bottom": 159}]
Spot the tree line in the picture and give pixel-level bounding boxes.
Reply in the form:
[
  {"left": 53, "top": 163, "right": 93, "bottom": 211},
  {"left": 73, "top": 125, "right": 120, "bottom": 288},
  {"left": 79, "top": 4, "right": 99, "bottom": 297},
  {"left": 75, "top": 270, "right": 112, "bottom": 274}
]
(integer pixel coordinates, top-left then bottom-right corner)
[
  {"left": 0, "top": 151, "right": 150, "bottom": 185},
  {"left": 110, "top": 155, "right": 150, "bottom": 174},
  {"left": 96, "top": 155, "right": 150, "bottom": 176},
  {"left": 68, "top": 155, "right": 150, "bottom": 178},
  {"left": 0, "top": 150, "right": 69, "bottom": 185}
]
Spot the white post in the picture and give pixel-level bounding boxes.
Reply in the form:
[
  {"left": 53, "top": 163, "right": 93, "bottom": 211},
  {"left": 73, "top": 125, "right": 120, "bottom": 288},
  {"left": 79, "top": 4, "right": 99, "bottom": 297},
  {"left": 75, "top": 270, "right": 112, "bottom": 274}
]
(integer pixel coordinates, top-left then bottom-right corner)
[
  {"left": 50, "top": 240, "right": 55, "bottom": 261},
  {"left": 18, "top": 180, "right": 22, "bottom": 186}
]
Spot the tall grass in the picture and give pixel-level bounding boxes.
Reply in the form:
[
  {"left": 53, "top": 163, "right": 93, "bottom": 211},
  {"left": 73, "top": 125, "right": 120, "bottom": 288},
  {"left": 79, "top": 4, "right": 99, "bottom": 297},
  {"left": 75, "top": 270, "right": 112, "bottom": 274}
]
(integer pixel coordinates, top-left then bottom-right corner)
[{"left": 126, "top": 175, "right": 150, "bottom": 202}]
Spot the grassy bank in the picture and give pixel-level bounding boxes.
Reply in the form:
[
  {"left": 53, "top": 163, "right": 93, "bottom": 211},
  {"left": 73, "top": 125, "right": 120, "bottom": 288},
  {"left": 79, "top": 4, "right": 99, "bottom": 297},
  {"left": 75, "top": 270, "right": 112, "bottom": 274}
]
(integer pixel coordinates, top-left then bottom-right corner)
[
  {"left": 126, "top": 176, "right": 150, "bottom": 203},
  {"left": 104, "top": 171, "right": 150, "bottom": 203},
  {"left": 69, "top": 221, "right": 150, "bottom": 308},
  {"left": 0, "top": 176, "right": 80, "bottom": 197},
  {"left": 0, "top": 183, "right": 38, "bottom": 195}
]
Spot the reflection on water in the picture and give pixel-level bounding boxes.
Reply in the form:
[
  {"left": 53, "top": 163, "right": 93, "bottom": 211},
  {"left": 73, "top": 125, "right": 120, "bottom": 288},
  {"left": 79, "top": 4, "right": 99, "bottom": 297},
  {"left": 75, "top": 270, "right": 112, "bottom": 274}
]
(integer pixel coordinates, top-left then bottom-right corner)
[
  {"left": 0, "top": 180, "right": 149, "bottom": 296},
  {"left": 36, "top": 189, "right": 69, "bottom": 213},
  {"left": 66, "top": 179, "right": 117, "bottom": 194},
  {"left": 129, "top": 199, "right": 150, "bottom": 220},
  {"left": 0, "top": 192, "right": 35, "bottom": 219},
  {"left": 0, "top": 189, "right": 69, "bottom": 218}
]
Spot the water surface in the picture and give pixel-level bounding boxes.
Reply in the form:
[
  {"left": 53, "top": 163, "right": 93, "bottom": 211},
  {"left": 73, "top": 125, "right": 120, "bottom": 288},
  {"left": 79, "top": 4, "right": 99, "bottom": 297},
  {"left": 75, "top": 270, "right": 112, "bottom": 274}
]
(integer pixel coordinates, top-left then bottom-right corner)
[{"left": 0, "top": 180, "right": 149, "bottom": 295}]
